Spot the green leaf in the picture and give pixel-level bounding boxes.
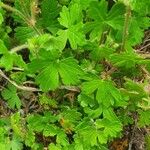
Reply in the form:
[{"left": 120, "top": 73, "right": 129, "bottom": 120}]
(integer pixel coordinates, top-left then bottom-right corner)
[
  {"left": 128, "top": 16, "right": 149, "bottom": 46},
  {"left": 76, "top": 122, "right": 98, "bottom": 146},
  {"left": 131, "top": 0, "right": 150, "bottom": 15},
  {"left": 14, "top": 0, "right": 31, "bottom": 24},
  {"left": 109, "top": 52, "right": 144, "bottom": 68},
  {"left": 106, "top": 2, "right": 125, "bottom": 29},
  {"left": 138, "top": 110, "right": 150, "bottom": 127},
  {"left": 56, "top": 130, "right": 69, "bottom": 146},
  {"left": 124, "top": 78, "right": 147, "bottom": 98},
  {"left": 76, "top": 118, "right": 121, "bottom": 146},
  {"left": 0, "top": 53, "right": 13, "bottom": 71},
  {"left": 41, "top": 0, "right": 60, "bottom": 32},
  {"left": 88, "top": 0, "right": 108, "bottom": 21},
  {"left": 0, "top": 52, "right": 26, "bottom": 71},
  {"left": 0, "top": 40, "right": 7, "bottom": 54},
  {"left": 10, "top": 136, "right": 23, "bottom": 150},
  {"left": 25, "top": 130, "right": 35, "bottom": 147},
  {"left": 84, "top": 107, "right": 102, "bottom": 118},
  {"left": 59, "top": 109, "right": 82, "bottom": 131},
  {"left": 96, "top": 118, "right": 122, "bottom": 143},
  {"left": 58, "top": 4, "right": 85, "bottom": 49},
  {"left": 10, "top": 112, "right": 24, "bottom": 137},
  {"left": 82, "top": 79, "right": 101, "bottom": 94},
  {"left": 27, "top": 112, "right": 58, "bottom": 132},
  {"left": 59, "top": 57, "right": 83, "bottom": 85},
  {"left": 0, "top": 13, "right": 3, "bottom": 25},
  {"left": 15, "top": 27, "right": 37, "bottom": 43},
  {"left": 28, "top": 33, "right": 67, "bottom": 53},
  {"left": 43, "top": 125, "right": 58, "bottom": 137},
  {"left": 85, "top": 1, "right": 125, "bottom": 41},
  {"left": 58, "top": 4, "right": 82, "bottom": 27},
  {"left": 48, "top": 143, "right": 61, "bottom": 150},
  {"left": 72, "top": 0, "right": 97, "bottom": 10},
  {"left": 36, "top": 63, "right": 59, "bottom": 91},
  {"left": 39, "top": 93, "right": 58, "bottom": 108},
  {"left": 82, "top": 79, "right": 123, "bottom": 107},
  {"left": 90, "top": 45, "right": 115, "bottom": 61},
  {"left": 1, "top": 85, "right": 21, "bottom": 109},
  {"left": 78, "top": 93, "right": 96, "bottom": 107},
  {"left": 29, "top": 57, "right": 83, "bottom": 91}
]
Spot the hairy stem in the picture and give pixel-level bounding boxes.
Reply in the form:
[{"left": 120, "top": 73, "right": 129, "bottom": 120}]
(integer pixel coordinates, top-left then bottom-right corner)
[
  {"left": 30, "top": 0, "right": 39, "bottom": 26},
  {"left": 0, "top": 69, "right": 40, "bottom": 92},
  {"left": 10, "top": 44, "right": 28, "bottom": 53},
  {"left": 0, "top": 2, "right": 42, "bottom": 35},
  {"left": 121, "top": 5, "right": 131, "bottom": 51}
]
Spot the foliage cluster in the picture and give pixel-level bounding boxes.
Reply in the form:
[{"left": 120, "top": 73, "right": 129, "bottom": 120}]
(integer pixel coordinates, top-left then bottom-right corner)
[{"left": 0, "top": 0, "right": 150, "bottom": 149}]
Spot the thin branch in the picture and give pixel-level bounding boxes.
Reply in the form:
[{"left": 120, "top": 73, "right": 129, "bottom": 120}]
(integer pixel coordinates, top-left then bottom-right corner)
[
  {"left": 10, "top": 44, "right": 28, "bottom": 53},
  {"left": 12, "top": 67, "right": 24, "bottom": 71},
  {"left": 140, "top": 66, "right": 150, "bottom": 79},
  {"left": 0, "top": 69, "right": 41, "bottom": 92},
  {"left": 60, "top": 85, "right": 80, "bottom": 92},
  {"left": 128, "top": 116, "right": 138, "bottom": 150},
  {"left": 144, "top": 39, "right": 150, "bottom": 43},
  {"left": 0, "top": 69, "right": 81, "bottom": 92},
  {"left": 138, "top": 43, "right": 150, "bottom": 51},
  {"left": 139, "top": 53, "right": 150, "bottom": 59}
]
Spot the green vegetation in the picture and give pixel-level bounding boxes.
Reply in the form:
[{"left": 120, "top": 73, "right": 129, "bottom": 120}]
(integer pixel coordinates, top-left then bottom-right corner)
[{"left": 0, "top": 0, "right": 150, "bottom": 149}]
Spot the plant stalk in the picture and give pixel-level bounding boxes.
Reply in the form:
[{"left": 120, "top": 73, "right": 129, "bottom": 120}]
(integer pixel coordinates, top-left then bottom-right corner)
[
  {"left": 0, "top": 2, "right": 42, "bottom": 35},
  {"left": 121, "top": 5, "right": 131, "bottom": 51},
  {"left": 10, "top": 44, "right": 28, "bottom": 53}
]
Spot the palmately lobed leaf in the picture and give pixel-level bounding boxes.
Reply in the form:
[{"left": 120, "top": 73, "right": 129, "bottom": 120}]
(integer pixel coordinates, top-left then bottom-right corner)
[
  {"left": 82, "top": 79, "right": 127, "bottom": 107},
  {"left": 28, "top": 57, "right": 84, "bottom": 91},
  {"left": 0, "top": 0, "right": 149, "bottom": 149},
  {"left": 58, "top": 3, "right": 85, "bottom": 49},
  {"left": 85, "top": 1, "right": 126, "bottom": 41}
]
